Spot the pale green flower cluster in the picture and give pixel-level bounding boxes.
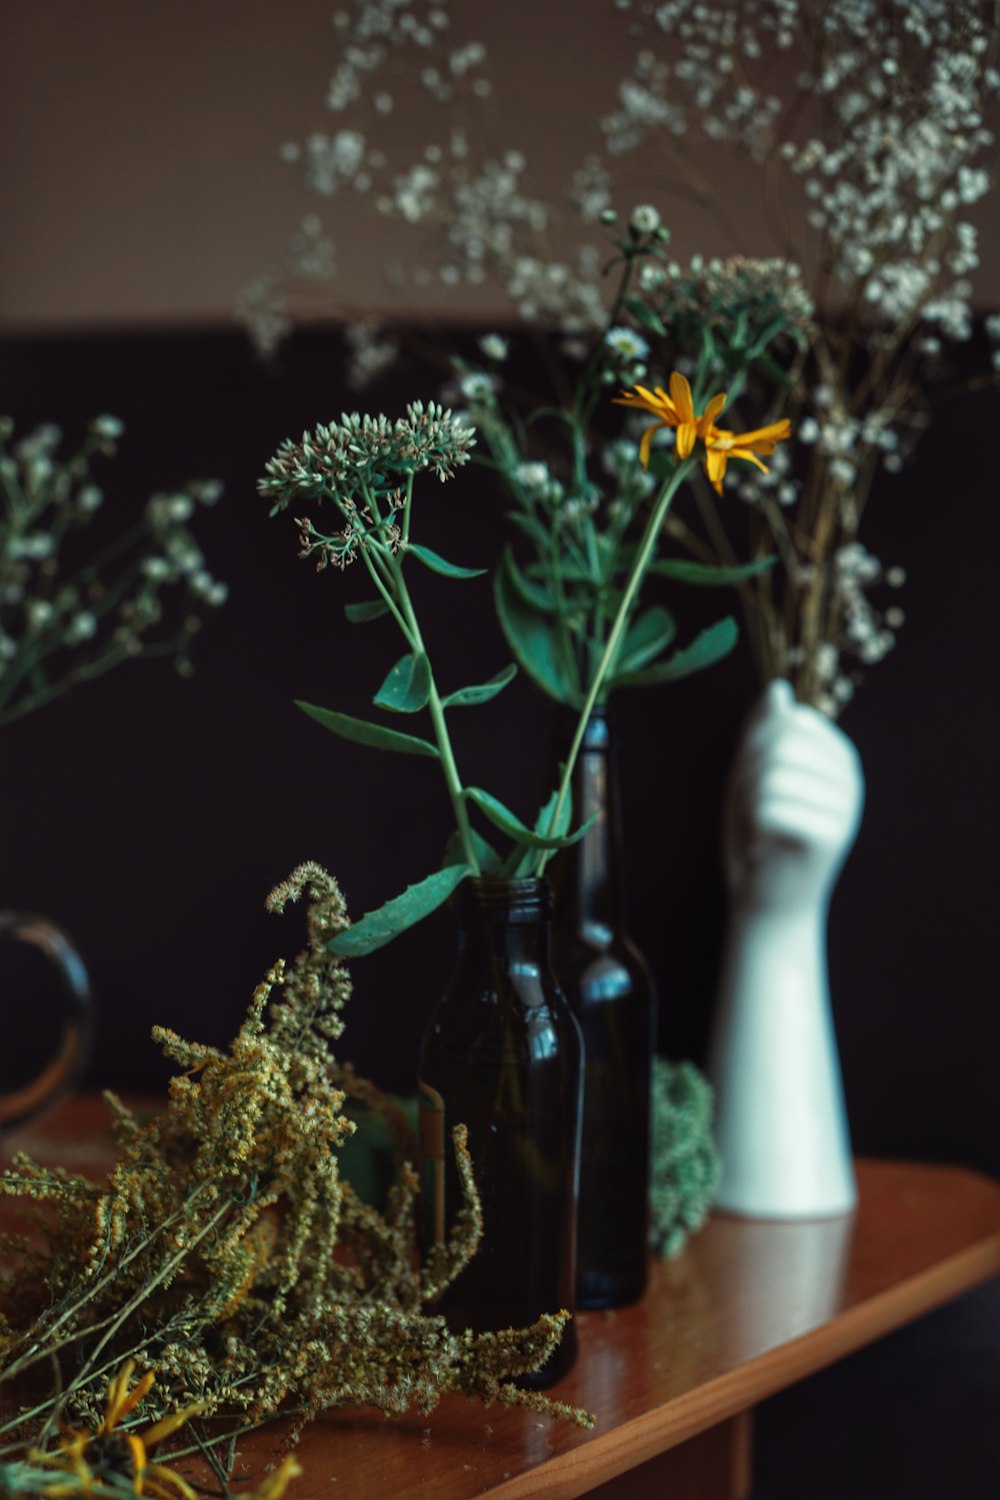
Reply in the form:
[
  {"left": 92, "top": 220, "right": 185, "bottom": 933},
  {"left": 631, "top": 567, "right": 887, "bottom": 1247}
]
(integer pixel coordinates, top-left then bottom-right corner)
[{"left": 0, "top": 416, "right": 225, "bottom": 727}]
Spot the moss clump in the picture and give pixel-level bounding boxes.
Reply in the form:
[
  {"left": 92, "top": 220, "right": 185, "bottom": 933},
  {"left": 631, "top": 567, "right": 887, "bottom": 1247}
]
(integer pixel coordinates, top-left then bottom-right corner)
[{"left": 649, "top": 1057, "right": 721, "bottom": 1259}]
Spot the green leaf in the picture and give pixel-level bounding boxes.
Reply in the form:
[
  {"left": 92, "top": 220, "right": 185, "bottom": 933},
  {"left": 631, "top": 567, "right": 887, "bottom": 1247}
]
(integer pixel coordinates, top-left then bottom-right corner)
[
  {"left": 748, "top": 315, "right": 787, "bottom": 359},
  {"left": 616, "top": 604, "right": 678, "bottom": 675},
  {"left": 506, "top": 510, "right": 551, "bottom": 551},
  {"left": 373, "top": 652, "right": 432, "bottom": 714},
  {"left": 506, "top": 783, "right": 573, "bottom": 878},
  {"left": 729, "top": 308, "right": 749, "bottom": 351},
  {"left": 757, "top": 352, "right": 798, "bottom": 389},
  {"left": 535, "top": 781, "right": 573, "bottom": 841},
  {"left": 344, "top": 599, "right": 390, "bottom": 624},
  {"left": 330, "top": 864, "right": 472, "bottom": 956},
  {"left": 443, "top": 828, "right": 503, "bottom": 874},
  {"left": 525, "top": 559, "right": 592, "bottom": 586},
  {"left": 504, "top": 548, "right": 559, "bottom": 612},
  {"left": 493, "top": 559, "right": 581, "bottom": 708},
  {"left": 647, "top": 555, "right": 777, "bottom": 586},
  {"left": 609, "top": 616, "right": 739, "bottom": 689},
  {"left": 466, "top": 787, "right": 593, "bottom": 851},
  {"left": 406, "top": 543, "right": 485, "bottom": 580},
  {"left": 296, "top": 700, "right": 440, "bottom": 757},
  {"left": 622, "top": 296, "right": 667, "bottom": 337},
  {"left": 441, "top": 663, "right": 518, "bottom": 709}
]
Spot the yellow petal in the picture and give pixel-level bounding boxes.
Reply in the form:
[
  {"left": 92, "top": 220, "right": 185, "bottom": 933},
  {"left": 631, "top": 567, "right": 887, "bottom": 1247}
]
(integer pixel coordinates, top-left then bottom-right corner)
[
  {"left": 141, "top": 1463, "right": 201, "bottom": 1500},
  {"left": 115, "top": 1372, "right": 156, "bottom": 1428},
  {"left": 103, "top": 1362, "right": 137, "bottom": 1429},
  {"left": 675, "top": 421, "right": 697, "bottom": 460},
  {"left": 241, "top": 1455, "right": 304, "bottom": 1500},
  {"left": 142, "top": 1404, "right": 205, "bottom": 1448},
  {"left": 704, "top": 447, "right": 728, "bottom": 485},
  {"left": 125, "top": 1434, "right": 149, "bottom": 1494},
  {"left": 668, "top": 371, "right": 694, "bottom": 424},
  {"left": 638, "top": 422, "right": 660, "bottom": 469},
  {"left": 730, "top": 419, "right": 791, "bottom": 449},
  {"left": 699, "top": 390, "right": 728, "bottom": 431},
  {"left": 730, "top": 449, "right": 771, "bottom": 473}
]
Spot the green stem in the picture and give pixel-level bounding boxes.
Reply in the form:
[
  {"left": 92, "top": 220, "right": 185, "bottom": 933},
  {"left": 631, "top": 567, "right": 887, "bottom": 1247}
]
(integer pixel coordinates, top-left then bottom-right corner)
[
  {"left": 386, "top": 550, "right": 481, "bottom": 878},
  {"left": 42, "top": 1197, "right": 235, "bottom": 1437},
  {"left": 360, "top": 548, "right": 416, "bottom": 646},
  {"left": 535, "top": 458, "right": 695, "bottom": 877}
]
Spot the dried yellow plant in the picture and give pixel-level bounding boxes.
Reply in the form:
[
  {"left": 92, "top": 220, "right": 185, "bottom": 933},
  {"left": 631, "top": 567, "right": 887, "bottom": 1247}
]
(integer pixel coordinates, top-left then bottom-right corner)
[{"left": 0, "top": 863, "right": 591, "bottom": 1496}]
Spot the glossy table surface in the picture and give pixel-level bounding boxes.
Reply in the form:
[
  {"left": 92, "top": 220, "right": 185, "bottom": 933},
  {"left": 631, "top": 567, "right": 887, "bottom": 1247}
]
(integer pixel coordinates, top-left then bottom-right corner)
[{"left": 6, "top": 1099, "right": 1000, "bottom": 1499}]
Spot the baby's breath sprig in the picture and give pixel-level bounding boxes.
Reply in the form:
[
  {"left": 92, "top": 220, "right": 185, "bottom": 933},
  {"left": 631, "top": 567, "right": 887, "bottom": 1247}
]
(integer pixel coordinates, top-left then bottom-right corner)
[
  {"left": 0, "top": 865, "right": 593, "bottom": 1493},
  {"left": 0, "top": 416, "right": 225, "bottom": 727}
]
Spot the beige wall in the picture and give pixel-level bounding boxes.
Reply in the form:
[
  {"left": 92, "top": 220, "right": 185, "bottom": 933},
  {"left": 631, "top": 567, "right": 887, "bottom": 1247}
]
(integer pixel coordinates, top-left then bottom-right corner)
[{"left": 1, "top": 1, "right": 996, "bottom": 332}]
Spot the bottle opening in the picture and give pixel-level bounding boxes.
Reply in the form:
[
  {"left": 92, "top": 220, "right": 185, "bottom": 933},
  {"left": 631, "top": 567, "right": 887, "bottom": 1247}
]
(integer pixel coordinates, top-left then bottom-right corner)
[{"left": 460, "top": 876, "right": 553, "bottom": 922}]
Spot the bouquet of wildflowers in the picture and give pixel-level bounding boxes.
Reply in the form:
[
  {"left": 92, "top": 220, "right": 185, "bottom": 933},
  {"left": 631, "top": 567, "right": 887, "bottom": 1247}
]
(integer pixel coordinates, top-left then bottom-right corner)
[
  {"left": 0, "top": 416, "right": 225, "bottom": 727},
  {"left": 243, "top": 0, "right": 999, "bottom": 717},
  {"left": 260, "top": 370, "right": 790, "bottom": 949}
]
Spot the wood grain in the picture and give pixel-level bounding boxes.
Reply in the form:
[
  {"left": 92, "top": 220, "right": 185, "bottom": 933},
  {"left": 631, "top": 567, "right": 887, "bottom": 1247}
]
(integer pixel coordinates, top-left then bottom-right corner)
[{"left": 5, "top": 1100, "right": 1000, "bottom": 1499}]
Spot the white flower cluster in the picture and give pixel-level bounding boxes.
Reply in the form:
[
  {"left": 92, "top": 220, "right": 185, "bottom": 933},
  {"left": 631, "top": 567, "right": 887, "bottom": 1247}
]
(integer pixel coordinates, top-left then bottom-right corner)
[
  {"left": 611, "top": 0, "right": 997, "bottom": 349},
  {"left": 241, "top": 0, "right": 997, "bottom": 717},
  {"left": 0, "top": 418, "right": 226, "bottom": 715},
  {"left": 343, "top": 320, "right": 401, "bottom": 390},
  {"left": 795, "top": 543, "right": 906, "bottom": 716}
]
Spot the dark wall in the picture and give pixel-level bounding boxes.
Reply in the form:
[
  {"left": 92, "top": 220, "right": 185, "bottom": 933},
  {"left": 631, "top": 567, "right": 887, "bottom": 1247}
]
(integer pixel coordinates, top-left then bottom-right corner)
[{"left": 0, "top": 326, "right": 997, "bottom": 1186}]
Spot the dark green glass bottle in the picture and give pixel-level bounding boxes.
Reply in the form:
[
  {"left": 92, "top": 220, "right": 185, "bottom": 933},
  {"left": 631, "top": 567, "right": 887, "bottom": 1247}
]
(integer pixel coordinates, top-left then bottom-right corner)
[
  {"left": 418, "top": 876, "right": 583, "bottom": 1387},
  {"left": 551, "top": 707, "right": 655, "bottom": 1308}
]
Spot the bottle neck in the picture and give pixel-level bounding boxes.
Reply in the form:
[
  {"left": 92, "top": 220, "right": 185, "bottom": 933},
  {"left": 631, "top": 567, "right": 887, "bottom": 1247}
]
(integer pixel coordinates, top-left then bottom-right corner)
[
  {"left": 454, "top": 877, "right": 554, "bottom": 973},
  {"left": 555, "top": 706, "right": 625, "bottom": 945}
]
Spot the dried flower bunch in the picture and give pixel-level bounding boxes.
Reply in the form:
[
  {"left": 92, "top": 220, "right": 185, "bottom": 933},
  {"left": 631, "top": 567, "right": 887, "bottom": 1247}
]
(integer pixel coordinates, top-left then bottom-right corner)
[
  {"left": 0, "top": 417, "right": 226, "bottom": 727},
  {"left": 0, "top": 864, "right": 592, "bottom": 1499},
  {"left": 243, "top": 0, "right": 999, "bottom": 717}
]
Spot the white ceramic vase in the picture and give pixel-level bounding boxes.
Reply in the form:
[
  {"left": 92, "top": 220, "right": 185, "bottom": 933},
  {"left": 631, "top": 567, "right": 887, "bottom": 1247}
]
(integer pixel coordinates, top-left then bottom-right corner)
[{"left": 707, "top": 680, "right": 863, "bottom": 1219}]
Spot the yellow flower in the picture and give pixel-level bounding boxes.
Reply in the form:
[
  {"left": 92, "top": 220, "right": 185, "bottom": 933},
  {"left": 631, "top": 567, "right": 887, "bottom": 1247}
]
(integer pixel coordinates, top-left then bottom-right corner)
[
  {"left": 31, "top": 1362, "right": 202, "bottom": 1500},
  {"left": 613, "top": 372, "right": 791, "bottom": 494},
  {"left": 612, "top": 372, "right": 725, "bottom": 468},
  {"left": 29, "top": 1364, "right": 304, "bottom": 1500},
  {"left": 703, "top": 419, "right": 792, "bottom": 496}
]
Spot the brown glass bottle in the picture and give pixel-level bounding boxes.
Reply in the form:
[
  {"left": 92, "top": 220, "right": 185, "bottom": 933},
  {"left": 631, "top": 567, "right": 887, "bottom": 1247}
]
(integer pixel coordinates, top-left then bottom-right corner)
[
  {"left": 418, "top": 877, "right": 583, "bottom": 1387},
  {"left": 550, "top": 707, "right": 656, "bottom": 1308}
]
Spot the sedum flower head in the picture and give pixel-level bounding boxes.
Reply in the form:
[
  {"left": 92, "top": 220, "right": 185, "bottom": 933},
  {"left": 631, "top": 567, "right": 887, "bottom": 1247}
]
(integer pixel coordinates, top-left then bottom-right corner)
[{"left": 258, "top": 401, "right": 475, "bottom": 516}]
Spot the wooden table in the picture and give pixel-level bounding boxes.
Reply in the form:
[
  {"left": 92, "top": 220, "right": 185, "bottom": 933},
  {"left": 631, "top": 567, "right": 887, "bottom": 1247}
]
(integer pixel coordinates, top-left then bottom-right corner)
[{"left": 6, "top": 1101, "right": 1000, "bottom": 1499}]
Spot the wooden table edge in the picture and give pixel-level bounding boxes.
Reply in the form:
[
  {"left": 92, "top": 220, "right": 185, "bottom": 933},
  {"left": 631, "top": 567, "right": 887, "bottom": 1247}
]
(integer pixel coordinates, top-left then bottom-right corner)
[{"left": 479, "top": 1170, "right": 1000, "bottom": 1499}]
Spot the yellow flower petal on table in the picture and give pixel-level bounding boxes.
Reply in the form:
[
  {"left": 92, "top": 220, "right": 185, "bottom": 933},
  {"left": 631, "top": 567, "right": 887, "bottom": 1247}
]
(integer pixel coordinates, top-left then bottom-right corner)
[
  {"left": 141, "top": 1462, "right": 201, "bottom": 1500},
  {"left": 240, "top": 1455, "right": 304, "bottom": 1500}
]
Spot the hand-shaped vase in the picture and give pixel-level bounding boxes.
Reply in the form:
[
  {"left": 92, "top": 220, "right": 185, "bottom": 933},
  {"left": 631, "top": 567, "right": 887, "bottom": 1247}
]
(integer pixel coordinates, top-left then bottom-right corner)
[{"left": 707, "top": 679, "right": 863, "bottom": 1218}]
